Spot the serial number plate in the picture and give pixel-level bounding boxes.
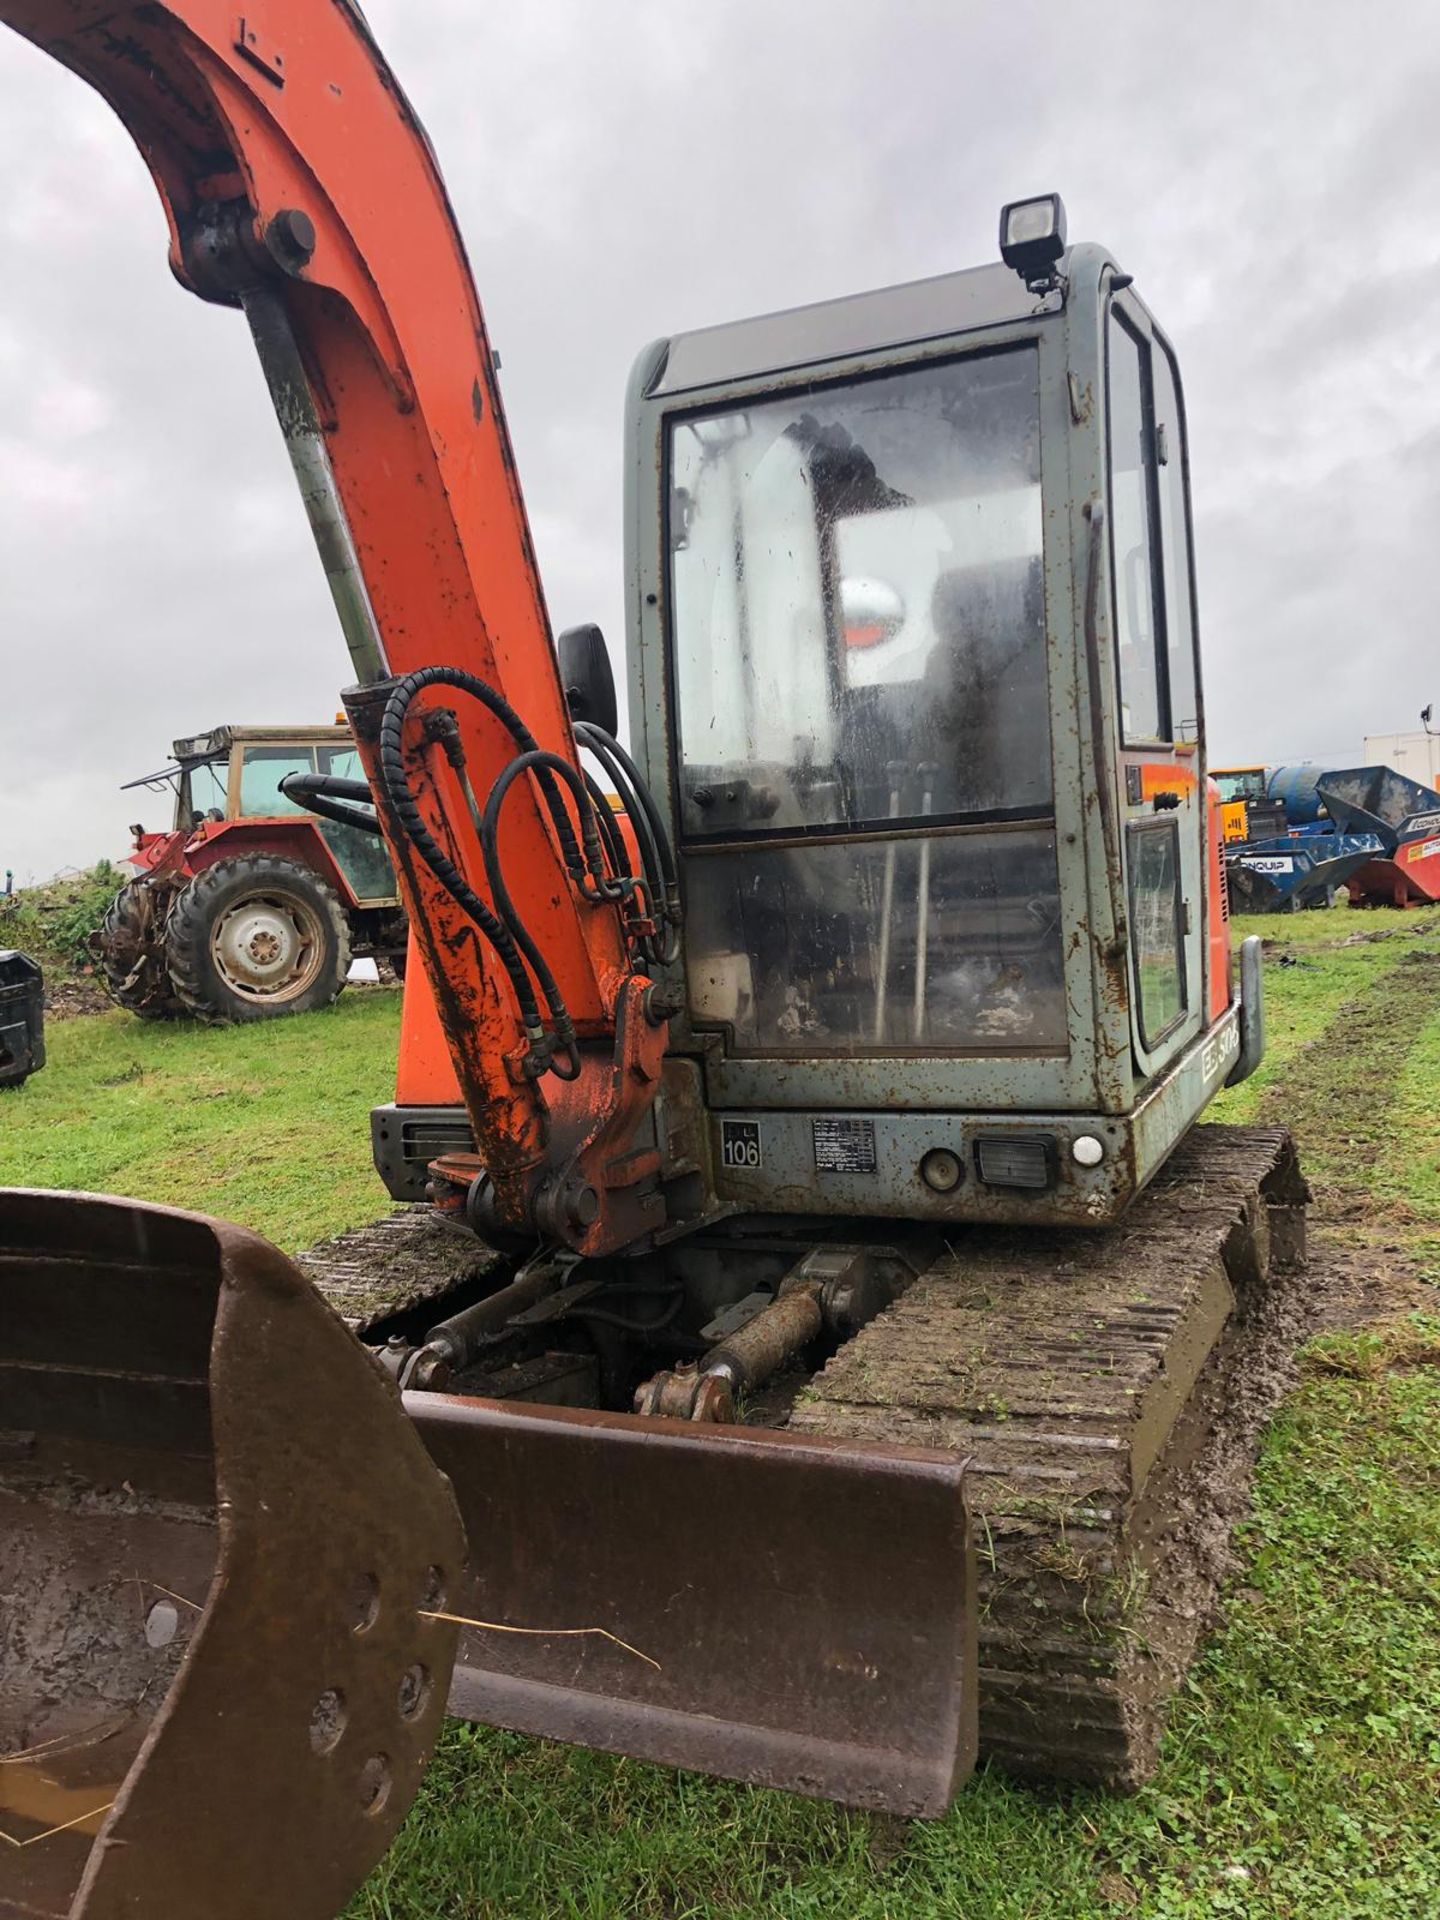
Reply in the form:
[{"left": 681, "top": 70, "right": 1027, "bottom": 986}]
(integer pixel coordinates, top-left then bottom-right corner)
[{"left": 812, "top": 1117, "right": 878, "bottom": 1174}]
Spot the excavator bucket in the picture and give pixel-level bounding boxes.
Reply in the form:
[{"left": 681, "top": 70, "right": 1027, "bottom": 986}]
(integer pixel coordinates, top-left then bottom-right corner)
[
  {"left": 2, "top": 1191, "right": 976, "bottom": 1918},
  {"left": 0, "top": 1190, "right": 465, "bottom": 1920}
]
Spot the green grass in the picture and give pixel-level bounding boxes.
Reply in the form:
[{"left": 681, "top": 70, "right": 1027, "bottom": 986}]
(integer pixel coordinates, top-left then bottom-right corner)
[
  {"left": 345, "top": 905, "right": 1440, "bottom": 1920},
  {"left": 1373, "top": 1000, "right": 1440, "bottom": 1279},
  {"left": 1209, "top": 910, "right": 1440, "bottom": 1300},
  {"left": 352, "top": 1361, "right": 1440, "bottom": 1920},
  {"left": 1210, "top": 904, "right": 1440, "bottom": 1125},
  {"left": 7, "top": 904, "right": 1440, "bottom": 1916},
  {"left": 0, "top": 989, "right": 402, "bottom": 1249}
]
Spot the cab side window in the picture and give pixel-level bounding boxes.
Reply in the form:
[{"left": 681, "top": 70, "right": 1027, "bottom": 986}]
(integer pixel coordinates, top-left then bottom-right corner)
[
  {"left": 1108, "top": 310, "right": 1202, "bottom": 749},
  {"left": 1127, "top": 819, "right": 1187, "bottom": 1044},
  {"left": 1150, "top": 342, "right": 1198, "bottom": 745},
  {"left": 1107, "top": 313, "right": 1163, "bottom": 743}
]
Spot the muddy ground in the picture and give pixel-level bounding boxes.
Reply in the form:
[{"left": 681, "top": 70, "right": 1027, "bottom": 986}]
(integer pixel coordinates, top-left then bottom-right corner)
[
  {"left": 1260, "top": 940, "right": 1439, "bottom": 1329},
  {"left": 41, "top": 974, "right": 110, "bottom": 1021}
]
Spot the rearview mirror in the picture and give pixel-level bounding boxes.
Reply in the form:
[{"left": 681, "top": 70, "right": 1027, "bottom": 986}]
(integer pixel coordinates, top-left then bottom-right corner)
[{"left": 557, "top": 623, "right": 619, "bottom": 737}]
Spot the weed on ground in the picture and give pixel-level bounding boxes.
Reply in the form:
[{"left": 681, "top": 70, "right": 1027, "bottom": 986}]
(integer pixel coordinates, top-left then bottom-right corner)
[{"left": 0, "top": 862, "right": 123, "bottom": 1014}]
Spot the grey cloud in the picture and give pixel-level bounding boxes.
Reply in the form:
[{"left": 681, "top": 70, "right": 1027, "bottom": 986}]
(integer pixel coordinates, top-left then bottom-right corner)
[{"left": 3, "top": 0, "right": 1439, "bottom": 880}]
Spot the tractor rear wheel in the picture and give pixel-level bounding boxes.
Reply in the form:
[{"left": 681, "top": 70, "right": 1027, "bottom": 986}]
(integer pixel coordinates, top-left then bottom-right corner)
[
  {"left": 165, "top": 856, "right": 351, "bottom": 1024},
  {"left": 97, "top": 880, "right": 183, "bottom": 1019}
]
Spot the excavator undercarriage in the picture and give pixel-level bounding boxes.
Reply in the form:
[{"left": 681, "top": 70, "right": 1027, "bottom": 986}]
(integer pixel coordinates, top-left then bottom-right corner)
[
  {"left": 2, "top": 1125, "right": 1308, "bottom": 1917},
  {"left": 291, "top": 1123, "right": 1307, "bottom": 1793},
  {"left": 794, "top": 1124, "right": 1308, "bottom": 1784}
]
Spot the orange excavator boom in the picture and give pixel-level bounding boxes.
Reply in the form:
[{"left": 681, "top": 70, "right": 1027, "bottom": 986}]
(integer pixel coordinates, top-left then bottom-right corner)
[
  {"left": 0, "top": 0, "right": 668, "bottom": 1251},
  {"left": 0, "top": 12, "right": 977, "bottom": 1916}
]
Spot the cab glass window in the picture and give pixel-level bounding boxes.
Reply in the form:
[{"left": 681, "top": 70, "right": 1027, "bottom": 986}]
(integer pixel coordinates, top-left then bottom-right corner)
[
  {"left": 319, "top": 745, "right": 366, "bottom": 784},
  {"left": 665, "top": 348, "right": 1067, "bottom": 1057},
  {"left": 1127, "top": 819, "right": 1187, "bottom": 1045},
  {"left": 668, "top": 347, "right": 1051, "bottom": 840},
  {"left": 314, "top": 744, "right": 396, "bottom": 902},
  {"left": 238, "top": 745, "right": 317, "bottom": 817},
  {"left": 182, "top": 756, "right": 229, "bottom": 825},
  {"left": 1151, "top": 342, "right": 1199, "bottom": 745},
  {"left": 1214, "top": 768, "right": 1266, "bottom": 806},
  {"left": 1108, "top": 314, "right": 1163, "bottom": 743}
]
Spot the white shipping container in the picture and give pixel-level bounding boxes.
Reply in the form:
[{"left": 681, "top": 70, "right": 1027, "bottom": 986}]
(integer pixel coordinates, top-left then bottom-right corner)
[{"left": 1363, "top": 730, "right": 1440, "bottom": 790}]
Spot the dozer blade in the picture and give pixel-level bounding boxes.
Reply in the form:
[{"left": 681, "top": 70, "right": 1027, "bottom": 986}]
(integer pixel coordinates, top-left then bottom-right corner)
[
  {"left": 413, "top": 1396, "right": 977, "bottom": 1817},
  {"left": 0, "top": 1190, "right": 465, "bottom": 1920}
]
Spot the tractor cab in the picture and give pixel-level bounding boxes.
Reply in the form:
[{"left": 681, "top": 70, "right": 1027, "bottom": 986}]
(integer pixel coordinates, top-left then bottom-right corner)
[
  {"left": 125, "top": 724, "right": 398, "bottom": 909},
  {"left": 624, "top": 194, "right": 1254, "bottom": 1228},
  {"left": 101, "top": 724, "right": 405, "bottom": 1025}
]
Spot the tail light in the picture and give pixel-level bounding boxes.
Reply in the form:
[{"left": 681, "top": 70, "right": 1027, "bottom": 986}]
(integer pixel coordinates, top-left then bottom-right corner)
[{"left": 974, "top": 1136, "right": 1053, "bottom": 1190}]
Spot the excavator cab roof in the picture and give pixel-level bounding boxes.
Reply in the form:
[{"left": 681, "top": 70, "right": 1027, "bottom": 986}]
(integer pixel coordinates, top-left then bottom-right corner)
[
  {"left": 640, "top": 194, "right": 1097, "bottom": 400},
  {"left": 641, "top": 257, "right": 1045, "bottom": 399}
]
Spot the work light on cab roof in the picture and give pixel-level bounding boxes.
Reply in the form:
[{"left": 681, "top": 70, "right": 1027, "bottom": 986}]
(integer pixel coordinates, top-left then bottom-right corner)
[{"left": 999, "top": 191, "right": 1068, "bottom": 290}]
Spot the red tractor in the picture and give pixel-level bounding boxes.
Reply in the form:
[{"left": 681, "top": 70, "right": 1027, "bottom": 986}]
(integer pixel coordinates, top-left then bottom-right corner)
[{"left": 98, "top": 724, "right": 406, "bottom": 1022}]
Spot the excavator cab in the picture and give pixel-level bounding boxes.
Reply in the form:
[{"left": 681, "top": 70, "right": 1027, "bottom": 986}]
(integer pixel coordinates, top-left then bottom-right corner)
[
  {"left": 344, "top": 193, "right": 1287, "bottom": 1813},
  {"left": 622, "top": 195, "right": 1256, "bottom": 1232},
  {"left": 375, "top": 200, "right": 1262, "bottom": 1219}
]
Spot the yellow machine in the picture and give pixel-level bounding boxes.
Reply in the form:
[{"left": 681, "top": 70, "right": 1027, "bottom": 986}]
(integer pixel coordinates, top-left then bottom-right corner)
[{"left": 1212, "top": 766, "right": 1268, "bottom": 843}]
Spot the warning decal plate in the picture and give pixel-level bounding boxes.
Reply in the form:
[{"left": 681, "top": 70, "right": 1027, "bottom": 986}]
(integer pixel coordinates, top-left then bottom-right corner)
[{"left": 812, "top": 1117, "right": 878, "bottom": 1174}]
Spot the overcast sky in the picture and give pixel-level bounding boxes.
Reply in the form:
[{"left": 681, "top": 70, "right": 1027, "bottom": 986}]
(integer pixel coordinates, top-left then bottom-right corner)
[{"left": 2, "top": 0, "right": 1438, "bottom": 881}]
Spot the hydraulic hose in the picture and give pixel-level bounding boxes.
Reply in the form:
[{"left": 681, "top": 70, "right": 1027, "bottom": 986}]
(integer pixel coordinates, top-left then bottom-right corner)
[
  {"left": 584, "top": 769, "right": 633, "bottom": 881},
  {"left": 378, "top": 672, "right": 553, "bottom": 1054},
  {"left": 278, "top": 771, "right": 385, "bottom": 837},
  {"left": 377, "top": 670, "right": 680, "bottom": 1075},
  {"left": 573, "top": 722, "right": 681, "bottom": 965},
  {"left": 573, "top": 723, "right": 677, "bottom": 891},
  {"left": 571, "top": 1291, "right": 684, "bottom": 1336},
  {"left": 381, "top": 667, "right": 589, "bottom": 875},
  {"left": 477, "top": 749, "right": 618, "bottom": 1079}
]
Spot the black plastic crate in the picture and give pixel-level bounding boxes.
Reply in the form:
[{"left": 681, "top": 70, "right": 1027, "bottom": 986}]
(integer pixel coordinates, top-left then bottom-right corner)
[{"left": 0, "top": 949, "right": 45, "bottom": 1088}]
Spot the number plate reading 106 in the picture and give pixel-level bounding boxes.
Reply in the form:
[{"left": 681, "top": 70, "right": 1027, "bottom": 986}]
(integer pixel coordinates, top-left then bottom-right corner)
[{"left": 720, "top": 1119, "right": 762, "bottom": 1170}]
